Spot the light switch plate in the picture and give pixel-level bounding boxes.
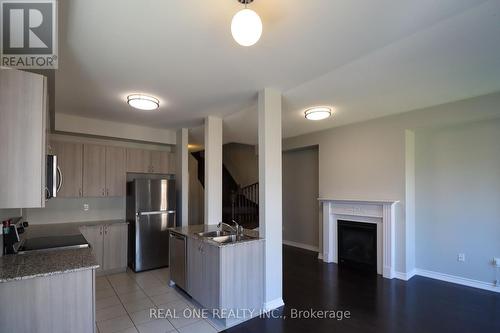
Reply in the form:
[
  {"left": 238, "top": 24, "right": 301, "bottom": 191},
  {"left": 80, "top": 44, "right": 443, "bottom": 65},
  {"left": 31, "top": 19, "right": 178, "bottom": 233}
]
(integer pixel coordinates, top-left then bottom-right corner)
[{"left": 458, "top": 253, "right": 465, "bottom": 262}]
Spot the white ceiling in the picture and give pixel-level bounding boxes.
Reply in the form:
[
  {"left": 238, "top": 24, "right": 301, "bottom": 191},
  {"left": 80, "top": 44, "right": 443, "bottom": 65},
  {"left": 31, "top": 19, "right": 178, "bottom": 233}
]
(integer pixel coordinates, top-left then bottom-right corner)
[{"left": 55, "top": 0, "right": 500, "bottom": 144}]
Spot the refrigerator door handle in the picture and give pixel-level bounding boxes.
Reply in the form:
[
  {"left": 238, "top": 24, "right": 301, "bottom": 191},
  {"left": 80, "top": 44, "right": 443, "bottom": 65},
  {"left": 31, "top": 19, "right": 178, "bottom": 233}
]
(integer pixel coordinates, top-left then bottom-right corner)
[{"left": 137, "top": 210, "right": 175, "bottom": 216}]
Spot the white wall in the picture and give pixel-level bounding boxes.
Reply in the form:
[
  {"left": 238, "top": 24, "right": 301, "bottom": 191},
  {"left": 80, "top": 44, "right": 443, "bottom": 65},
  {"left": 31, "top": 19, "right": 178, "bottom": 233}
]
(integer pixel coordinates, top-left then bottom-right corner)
[
  {"left": 415, "top": 119, "right": 500, "bottom": 284},
  {"left": 282, "top": 147, "right": 319, "bottom": 250},
  {"left": 283, "top": 91, "right": 500, "bottom": 274}
]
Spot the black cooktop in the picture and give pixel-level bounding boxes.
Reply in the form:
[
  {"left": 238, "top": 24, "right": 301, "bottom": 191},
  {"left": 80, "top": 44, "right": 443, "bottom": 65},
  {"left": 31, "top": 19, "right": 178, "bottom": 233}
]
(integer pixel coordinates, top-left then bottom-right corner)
[{"left": 18, "top": 234, "right": 89, "bottom": 253}]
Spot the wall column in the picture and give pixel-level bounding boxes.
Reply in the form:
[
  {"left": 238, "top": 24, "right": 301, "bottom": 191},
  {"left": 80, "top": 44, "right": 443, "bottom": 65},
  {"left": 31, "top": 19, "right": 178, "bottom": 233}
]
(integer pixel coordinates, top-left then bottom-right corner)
[
  {"left": 176, "top": 128, "right": 189, "bottom": 226},
  {"left": 258, "top": 88, "right": 284, "bottom": 311},
  {"left": 204, "top": 116, "right": 223, "bottom": 225}
]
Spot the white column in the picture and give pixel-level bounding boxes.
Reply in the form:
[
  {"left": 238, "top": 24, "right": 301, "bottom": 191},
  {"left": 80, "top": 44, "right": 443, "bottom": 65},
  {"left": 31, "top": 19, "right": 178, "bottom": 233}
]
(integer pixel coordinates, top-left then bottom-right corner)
[
  {"left": 176, "top": 128, "right": 189, "bottom": 226},
  {"left": 204, "top": 116, "right": 223, "bottom": 225},
  {"left": 258, "top": 88, "right": 284, "bottom": 311}
]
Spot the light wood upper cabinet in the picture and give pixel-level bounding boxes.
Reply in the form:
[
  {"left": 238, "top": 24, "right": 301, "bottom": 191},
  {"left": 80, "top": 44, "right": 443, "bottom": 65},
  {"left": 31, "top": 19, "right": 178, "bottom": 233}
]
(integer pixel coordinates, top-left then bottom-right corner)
[
  {"left": 51, "top": 141, "right": 83, "bottom": 198},
  {"left": 83, "top": 144, "right": 106, "bottom": 197},
  {"left": 126, "top": 148, "right": 151, "bottom": 173},
  {"left": 127, "top": 149, "right": 172, "bottom": 174},
  {"left": 152, "top": 151, "right": 170, "bottom": 174},
  {"left": 105, "top": 146, "right": 126, "bottom": 196},
  {"left": 0, "top": 69, "right": 47, "bottom": 208},
  {"left": 168, "top": 152, "right": 176, "bottom": 173}
]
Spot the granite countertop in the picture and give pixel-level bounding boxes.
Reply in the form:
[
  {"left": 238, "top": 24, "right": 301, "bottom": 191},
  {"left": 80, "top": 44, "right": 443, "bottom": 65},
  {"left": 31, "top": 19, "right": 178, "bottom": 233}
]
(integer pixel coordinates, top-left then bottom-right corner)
[
  {"left": 169, "top": 224, "right": 262, "bottom": 247},
  {"left": 0, "top": 220, "right": 127, "bottom": 283}
]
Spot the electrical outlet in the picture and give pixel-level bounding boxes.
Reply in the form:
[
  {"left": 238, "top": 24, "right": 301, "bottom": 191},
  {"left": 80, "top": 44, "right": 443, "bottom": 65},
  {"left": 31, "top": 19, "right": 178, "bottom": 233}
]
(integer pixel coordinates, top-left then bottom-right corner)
[
  {"left": 83, "top": 204, "right": 89, "bottom": 212},
  {"left": 457, "top": 253, "right": 466, "bottom": 262}
]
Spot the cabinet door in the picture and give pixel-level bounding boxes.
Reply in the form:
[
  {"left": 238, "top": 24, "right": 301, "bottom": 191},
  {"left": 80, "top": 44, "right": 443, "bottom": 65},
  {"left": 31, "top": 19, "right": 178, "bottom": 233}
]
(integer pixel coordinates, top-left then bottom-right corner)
[
  {"left": 150, "top": 151, "right": 162, "bottom": 174},
  {"left": 202, "top": 243, "right": 220, "bottom": 309},
  {"left": 0, "top": 69, "right": 47, "bottom": 208},
  {"left": 103, "top": 224, "right": 128, "bottom": 271},
  {"left": 105, "top": 146, "right": 126, "bottom": 196},
  {"left": 168, "top": 153, "right": 176, "bottom": 174},
  {"left": 187, "top": 238, "right": 203, "bottom": 301},
  {"left": 126, "top": 148, "right": 151, "bottom": 173},
  {"left": 81, "top": 225, "right": 104, "bottom": 273},
  {"left": 52, "top": 141, "right": 83, "bottom": 198},
  {"left": 83, "top": 144, "right": 106, "bottom": 197}
]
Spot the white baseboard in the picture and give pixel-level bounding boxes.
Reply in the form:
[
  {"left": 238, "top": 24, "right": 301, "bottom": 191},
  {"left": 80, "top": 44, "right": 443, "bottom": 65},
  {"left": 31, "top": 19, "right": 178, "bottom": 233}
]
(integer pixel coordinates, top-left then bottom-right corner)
[
  {"left": 394, "top": 269, "right": 416, "bottom": 281},
  {"left": 263, "top": 298, "right": 285, "bottom": 312},
  {"left": 414, "top": 268, "right": 499, "bottom": 293},
  {"left": 283, "top": 240, "right": 319, "bottom": 252}
]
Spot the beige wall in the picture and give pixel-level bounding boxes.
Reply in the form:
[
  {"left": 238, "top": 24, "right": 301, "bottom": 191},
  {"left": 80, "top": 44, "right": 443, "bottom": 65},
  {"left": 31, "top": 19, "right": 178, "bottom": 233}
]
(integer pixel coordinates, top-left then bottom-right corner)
[
  {"left": 415, "top": 119, "right": 500, "bottom": 283},
  {"left": 282, "top": 147, "right": 319, "bottom": 249},
  {"left": 223, "top": 143, "right": 259, "bottom": 187},
  {"left": 283, "top": 91, "right": 500, "bottom": 274}
]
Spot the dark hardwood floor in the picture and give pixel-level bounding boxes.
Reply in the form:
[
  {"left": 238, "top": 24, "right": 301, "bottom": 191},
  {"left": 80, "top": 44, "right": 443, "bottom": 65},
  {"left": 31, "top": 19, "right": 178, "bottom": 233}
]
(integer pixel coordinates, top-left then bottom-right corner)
[{"left": 223, "top": 245, "right": 500, "bottom": 333}]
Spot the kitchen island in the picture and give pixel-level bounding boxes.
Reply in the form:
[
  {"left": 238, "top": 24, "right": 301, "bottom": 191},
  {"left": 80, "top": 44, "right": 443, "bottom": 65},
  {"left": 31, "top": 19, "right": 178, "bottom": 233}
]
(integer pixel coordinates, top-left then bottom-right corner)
[
  {"left": 0, "top": 220, "right": 126, "bottom": 333},
  {"left": 169, "top": 224, "right": 265, "bottom": 330}
]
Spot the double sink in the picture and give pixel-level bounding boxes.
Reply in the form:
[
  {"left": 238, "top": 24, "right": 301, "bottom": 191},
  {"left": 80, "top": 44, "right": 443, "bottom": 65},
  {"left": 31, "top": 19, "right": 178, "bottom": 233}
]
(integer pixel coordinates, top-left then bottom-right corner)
[{"left": 196, "top": 230, "right": 257, "bottom": 245}]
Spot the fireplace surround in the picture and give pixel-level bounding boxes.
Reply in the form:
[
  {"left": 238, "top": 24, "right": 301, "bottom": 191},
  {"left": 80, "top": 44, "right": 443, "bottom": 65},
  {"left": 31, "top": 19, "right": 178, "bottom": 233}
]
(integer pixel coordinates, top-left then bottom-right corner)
[{"left": 318, "top": 199, "right": 398, "bottom": 279}]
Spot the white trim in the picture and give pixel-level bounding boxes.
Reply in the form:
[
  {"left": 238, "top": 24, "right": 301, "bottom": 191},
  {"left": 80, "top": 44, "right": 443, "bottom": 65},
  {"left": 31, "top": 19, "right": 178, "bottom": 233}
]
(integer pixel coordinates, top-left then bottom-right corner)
[
  {"left": 263, "top": 298, "right": 285, "bottom": 312},
  {"left": 283, "top": 240, "right": 319, "bottom": 252},
  {"left": 394, "top": 269, "right": 416, "bottom": 281},
  {"left": 320, "top": 199, "right": 399, "bottom": 279},
  {"left": 414, "top": 269, "right": 499, "bottom": 293}
]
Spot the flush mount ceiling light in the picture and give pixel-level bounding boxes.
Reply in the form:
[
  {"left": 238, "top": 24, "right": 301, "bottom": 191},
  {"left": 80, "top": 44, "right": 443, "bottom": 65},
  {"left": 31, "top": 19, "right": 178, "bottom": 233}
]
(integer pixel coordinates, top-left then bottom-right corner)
[
  {"left": 231, "top": 0, "right": 262, "bottom": 47},
  {"left": 304, "top": 106, "right": 333, "bottom": 121},
  {"left": 127, "top": 94, "right": 160, "bottom": 110}
]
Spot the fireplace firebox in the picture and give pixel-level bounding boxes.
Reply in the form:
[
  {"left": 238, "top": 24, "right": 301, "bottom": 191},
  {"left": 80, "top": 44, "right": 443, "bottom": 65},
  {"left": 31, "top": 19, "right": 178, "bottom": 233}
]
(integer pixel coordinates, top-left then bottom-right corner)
[{"left": 338, "top": 220, "right": 377, "bottom": 273}]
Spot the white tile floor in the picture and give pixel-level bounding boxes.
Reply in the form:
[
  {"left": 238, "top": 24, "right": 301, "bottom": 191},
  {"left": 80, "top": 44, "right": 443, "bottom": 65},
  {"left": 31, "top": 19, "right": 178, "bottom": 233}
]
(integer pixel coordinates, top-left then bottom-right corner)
[{"left": 95, "top": 268, "right": 219, "bottom": 333}]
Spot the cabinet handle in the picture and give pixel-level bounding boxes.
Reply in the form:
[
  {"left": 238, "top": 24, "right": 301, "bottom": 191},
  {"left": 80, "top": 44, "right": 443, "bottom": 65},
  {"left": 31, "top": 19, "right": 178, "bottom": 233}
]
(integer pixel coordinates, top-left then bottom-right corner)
[
  {"left": 100, "top": 226, "right": 102, "bottom": 235},
  {"left": 106, "top": 189, "right": 109, "bottom": 196}
]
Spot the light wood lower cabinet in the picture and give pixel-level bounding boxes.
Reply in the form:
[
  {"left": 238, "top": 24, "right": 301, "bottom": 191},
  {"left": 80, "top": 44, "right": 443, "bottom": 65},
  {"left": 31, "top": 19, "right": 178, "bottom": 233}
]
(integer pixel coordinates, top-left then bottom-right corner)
[
  {"left": 103, "top": 224, "right": 128, "bottom": 271},
  {"left": 80, "top": 223, "right": 128, "bottom": 274},
  {"left": 186, "top": 238, "right": 264, "bottom": 325}
]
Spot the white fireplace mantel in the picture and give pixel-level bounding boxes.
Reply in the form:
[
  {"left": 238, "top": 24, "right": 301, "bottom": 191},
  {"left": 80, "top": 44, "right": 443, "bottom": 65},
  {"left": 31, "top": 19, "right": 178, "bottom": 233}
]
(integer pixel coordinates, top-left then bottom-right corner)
[{"left": 318, "top": 199, "right": 399, "bottom": 279}]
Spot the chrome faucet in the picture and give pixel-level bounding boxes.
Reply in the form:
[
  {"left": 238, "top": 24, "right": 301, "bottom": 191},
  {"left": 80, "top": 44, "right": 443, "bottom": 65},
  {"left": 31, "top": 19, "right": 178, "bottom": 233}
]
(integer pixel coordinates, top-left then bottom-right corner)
[{"left": 218, "top": 220, "right": 243, "bottom": 235}]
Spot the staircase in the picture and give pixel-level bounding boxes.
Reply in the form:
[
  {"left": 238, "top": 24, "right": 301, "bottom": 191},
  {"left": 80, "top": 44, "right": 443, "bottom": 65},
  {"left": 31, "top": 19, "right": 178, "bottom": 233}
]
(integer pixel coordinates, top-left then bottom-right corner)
[
  {"left": 191, "top": 152, "right": 259, "bottom": 229},
  {"left": 231, "top": 182, "right": 259, "bottom": 229}
]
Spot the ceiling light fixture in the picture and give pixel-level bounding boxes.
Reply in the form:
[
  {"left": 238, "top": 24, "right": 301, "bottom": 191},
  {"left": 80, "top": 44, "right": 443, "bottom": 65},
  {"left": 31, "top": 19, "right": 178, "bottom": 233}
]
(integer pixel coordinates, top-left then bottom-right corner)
[
  {"left": 304, "top": 106, "right": 333, "bottom": 121},
  {"left": 231, "top": 0, "right": 262, "bottom": 47},
  {"left": 127, "top": 94, "right": 160, "bottom": 110}
]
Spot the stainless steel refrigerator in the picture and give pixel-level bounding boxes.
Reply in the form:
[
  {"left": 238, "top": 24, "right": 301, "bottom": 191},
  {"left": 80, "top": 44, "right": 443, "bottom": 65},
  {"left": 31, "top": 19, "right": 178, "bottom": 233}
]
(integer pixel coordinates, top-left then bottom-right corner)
[{"left": 126, "top": 179, "right": 176, "bottom": 272}]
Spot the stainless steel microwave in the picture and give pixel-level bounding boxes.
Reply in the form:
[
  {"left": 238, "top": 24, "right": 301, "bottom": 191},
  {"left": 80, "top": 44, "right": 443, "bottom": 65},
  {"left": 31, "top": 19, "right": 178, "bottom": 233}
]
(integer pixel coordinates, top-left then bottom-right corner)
[{"left": 46, "top": 155, "right": 62, "bottom": 199}]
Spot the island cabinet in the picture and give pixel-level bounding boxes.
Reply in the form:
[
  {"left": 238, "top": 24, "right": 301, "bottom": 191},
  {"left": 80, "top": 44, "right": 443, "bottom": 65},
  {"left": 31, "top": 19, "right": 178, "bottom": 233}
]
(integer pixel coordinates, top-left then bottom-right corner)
[
  {"left": 186, "top": 238, "right": 264, "bottom": 327},
  {"left": 80, "top": 223, "right": 128, "bottom": 275},
  {"left": 187, "top": 238, "right": 220, "bottom": 309}
]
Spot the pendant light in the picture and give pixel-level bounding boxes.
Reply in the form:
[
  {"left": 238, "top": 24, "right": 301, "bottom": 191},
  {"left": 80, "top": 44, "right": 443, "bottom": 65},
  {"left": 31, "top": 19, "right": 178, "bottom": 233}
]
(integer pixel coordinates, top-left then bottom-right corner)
[{"left": 231, "top": 0, "right": 262, "bottom": 47}]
